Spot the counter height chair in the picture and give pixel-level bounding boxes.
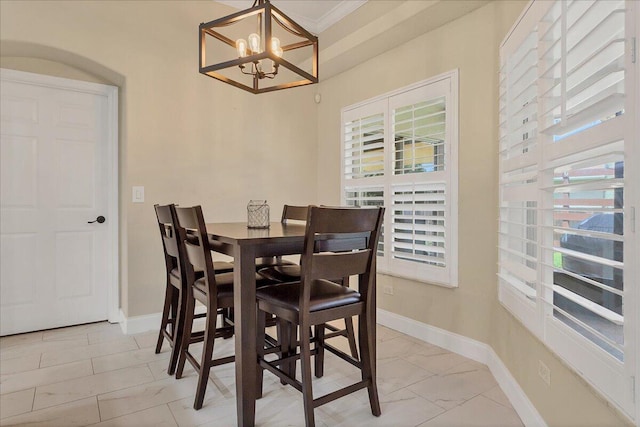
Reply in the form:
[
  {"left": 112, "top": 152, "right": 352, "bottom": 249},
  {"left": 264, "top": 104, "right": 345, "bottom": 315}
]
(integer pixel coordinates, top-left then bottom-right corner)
[
  {"left": 153, "top": 204, "right": 234, "bottom": 376},
  {"left": 174, "top": 205, "right": 280, "bottom": 410},
  {"left": 259, "top": 204, "right": 361, "bottom": 361},
  {"left": 254, "top": 204, "right": 308, "bottom": 271},
  {"left": 255, "top": 206, "right": 385, "bottom": 427}
]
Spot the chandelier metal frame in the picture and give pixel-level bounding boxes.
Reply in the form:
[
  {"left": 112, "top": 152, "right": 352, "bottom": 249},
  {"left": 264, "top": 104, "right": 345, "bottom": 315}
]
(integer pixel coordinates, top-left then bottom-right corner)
[{"left": 199, "top": 0, "right": 319, "bottom": 94}]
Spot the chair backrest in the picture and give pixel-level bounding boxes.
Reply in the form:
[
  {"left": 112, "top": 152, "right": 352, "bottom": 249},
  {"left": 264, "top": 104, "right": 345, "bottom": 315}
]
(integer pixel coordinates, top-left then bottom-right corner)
[
  {"left": 299, "top": 206, "right": 385, "bottom": 310},
  {"left": 281, "top": 205, "right": 309, "bottom": 223},
  {"left": 154, "top": 204, "right": 181, "bottom": 275},
  {"left": 174, "top": 206, "right": 218, "bottom": 295}
]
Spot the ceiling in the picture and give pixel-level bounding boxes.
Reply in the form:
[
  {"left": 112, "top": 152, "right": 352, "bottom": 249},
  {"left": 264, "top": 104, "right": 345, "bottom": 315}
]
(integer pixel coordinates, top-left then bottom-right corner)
[{"left": 215, "top": 0, "right": 367, "bottom": 34}]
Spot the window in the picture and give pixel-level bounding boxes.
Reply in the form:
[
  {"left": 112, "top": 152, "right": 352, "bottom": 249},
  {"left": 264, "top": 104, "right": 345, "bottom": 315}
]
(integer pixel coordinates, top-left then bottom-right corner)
[
  {"left": 499, "top": 0, "right": 637, "bottom": 420},
  {"left": 342, "top": 71, "right": 458, "bottom": 286}
]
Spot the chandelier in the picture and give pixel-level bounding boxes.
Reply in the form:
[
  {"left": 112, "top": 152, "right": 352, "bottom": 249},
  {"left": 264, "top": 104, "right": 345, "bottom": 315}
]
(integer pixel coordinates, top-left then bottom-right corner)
[{"left": 199, "top": 0, "right": 319, "bottom": 94}]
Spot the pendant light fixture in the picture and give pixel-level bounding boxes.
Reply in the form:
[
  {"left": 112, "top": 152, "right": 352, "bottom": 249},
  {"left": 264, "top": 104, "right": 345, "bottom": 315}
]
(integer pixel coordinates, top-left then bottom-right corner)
[{"left": 199, "top": 0, "right": 319, "bottom": 94}]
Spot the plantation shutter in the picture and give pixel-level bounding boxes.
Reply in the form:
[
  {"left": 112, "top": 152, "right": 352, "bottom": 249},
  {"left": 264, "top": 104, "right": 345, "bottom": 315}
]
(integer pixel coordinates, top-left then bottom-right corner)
[
  {"left": 498, "top": 0, "right": 636, "bottom": 416},
  {"left": 538, "top": 0, "right": 626, "bottom": 360},
  {"left": 391, "top": 182, "right": 446, "bottom": 267},
  {"left": 344, "top": 186, "right": 385, "bottom": 257},
  {"left": 341, "top": 72, "right": 458, "bottom": 286},
  {"left": 499, "top": 26, "right": 539, "bottom": 302},
  {"left": 343, "top": 109, "right": 385, "bottom": 181},
  {"left": 392, "top": 97, "right": 447, "bottom": 174},
  {"left": 342, "top": 100, "right": 386, "bottom": 260}
]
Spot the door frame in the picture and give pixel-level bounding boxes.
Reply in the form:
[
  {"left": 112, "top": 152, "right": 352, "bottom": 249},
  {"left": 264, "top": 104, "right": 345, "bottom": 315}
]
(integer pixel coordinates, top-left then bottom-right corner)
[{"left": 1, "top": 68, "right": 120, "bottom": 324}]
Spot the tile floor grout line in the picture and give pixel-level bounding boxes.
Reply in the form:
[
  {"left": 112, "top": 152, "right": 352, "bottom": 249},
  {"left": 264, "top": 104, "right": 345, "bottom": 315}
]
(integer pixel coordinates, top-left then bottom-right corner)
[
  {"left": 32, "top": 385, "right": 124, "bottom": 414},
  {"left": 95, "top": 398, "right": 175, "bottom": 424},
  {"left": 15, "top": 361, "right": 158, "bottom": 410},
  {"left": 96, "top": 394, "right": 103, "bottom": 422},
  {"left": 482, "top": 387, "right": 512, "bottom": 408},
  {"left": 30, "top": 386, "right": 36, "bottom": 413},
  {"left": 166, "top": 400, "right": 184, "bottom": 426},
  {"left": 82, "top": 374, "right": 175, "bottom": 422}
]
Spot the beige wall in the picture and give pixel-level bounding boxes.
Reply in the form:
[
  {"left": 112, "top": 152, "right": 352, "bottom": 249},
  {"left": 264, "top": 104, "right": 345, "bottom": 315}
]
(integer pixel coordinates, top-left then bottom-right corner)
[
  {"left": 317, "top": 0, "right": 518, "bottom": 343},
  {"left": 0, "top": 0, "right": 633, "bottom": 425},
  {"left": 0, "top": 0, "right": 319, "bottom": 317},
  {"left": 316, "top": 1, "right": 631, "bottom": 426}
]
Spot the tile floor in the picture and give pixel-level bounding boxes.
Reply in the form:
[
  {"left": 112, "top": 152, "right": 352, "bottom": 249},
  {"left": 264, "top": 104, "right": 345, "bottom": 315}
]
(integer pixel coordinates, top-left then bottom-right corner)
[{"left": 0, "top": 321, "right": 524, "bottom": 426}]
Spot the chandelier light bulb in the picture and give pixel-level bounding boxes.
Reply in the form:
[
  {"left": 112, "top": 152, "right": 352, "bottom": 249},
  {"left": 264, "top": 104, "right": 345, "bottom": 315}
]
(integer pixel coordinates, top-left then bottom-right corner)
[
  {"left": 271, "top": 37, "right": 283, "bottom": 58},
  {"left": 271, "top": 37, "right": 281, "bottom": 51},
  {"left": 248, "top": 33, "right": 261, "bottom": 53},
  {"left": 236, "top": 39, "right": 247, "bottom": 58}
]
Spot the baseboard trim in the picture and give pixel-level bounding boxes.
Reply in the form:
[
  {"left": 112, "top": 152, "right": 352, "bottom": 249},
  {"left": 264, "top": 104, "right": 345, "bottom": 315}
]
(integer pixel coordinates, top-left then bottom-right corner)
[
  {"left": 119, "top": 306, "right": 207, "bottom": 336},
  {"left": 118, "top": 309, "right": 160, "bottom": 335},
  {"left": 377, "top": 308, "right": 547, "bottom": 427}
]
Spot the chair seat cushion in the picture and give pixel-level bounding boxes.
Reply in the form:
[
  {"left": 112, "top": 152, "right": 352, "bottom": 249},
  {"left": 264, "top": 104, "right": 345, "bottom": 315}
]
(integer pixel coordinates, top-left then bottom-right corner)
[
  {"left": 254, "top": 257, "right": 297, "bottom": 271},
  {"left": 212, "top": 261, "right": 235, "bottom": 273},
  {"left": 194, "top": 273, "right": 234, "bottom": 300},
  {"left": 170, "top": 268, "right": 205, "bottom": 289},
  {"left": 256, "top": 280, "right": 361, "bottom": 313},
  {"left": 193, "top": 271, "right": 279, "bottom": 301},
  {"left": 170, "top": 260, "right": 234, "bottom": 281},
  {"left": 258, "top": 265, "right": 301, "bottom": 282}
]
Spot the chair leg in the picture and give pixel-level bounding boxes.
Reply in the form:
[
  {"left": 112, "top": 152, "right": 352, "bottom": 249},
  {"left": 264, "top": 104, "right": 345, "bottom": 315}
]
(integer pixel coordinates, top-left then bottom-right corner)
[
  {"left": 176, "top": 293, "right": 195, "bottom": 379},
  {"left": 276, "top": 318, "right": 292, "bottom": 385},
  {"left": 344, "top": 316, "right": 359, "bottom": 360},
  {"left": 314, "top": 324, "right": 324, "bottom": 378},
  {"left": 299, "top": 324, "right": 316, "bottom": 427},
  {"left": 167, "top": 285, "right": 185, "bottom": 376},
  {"left": 358, "top": 314, "right": 381, "bottom": 417},
  {"left": 222, "top": 307, "right": 234, "bottom": 339},
  {"left": 337, "top": 277, "right": 359, "bottom": 359},
  {"left": 170, "top": 286, "right": 179, "bottom": 334},
  {"left": 194, "top": 304, "right": 217, "bottom": 410},
  {"left": 256, "top": 308, "right": 266, "bottom": 399},
  {"left": 155, "top": 281, "right": 173, "bottom": 354}
]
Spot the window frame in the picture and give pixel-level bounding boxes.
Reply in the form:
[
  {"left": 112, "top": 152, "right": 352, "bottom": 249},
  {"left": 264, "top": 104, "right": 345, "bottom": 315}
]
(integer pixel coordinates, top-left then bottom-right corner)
[{"left": 341, "top": 70, "right": 459, "bottom": 287}]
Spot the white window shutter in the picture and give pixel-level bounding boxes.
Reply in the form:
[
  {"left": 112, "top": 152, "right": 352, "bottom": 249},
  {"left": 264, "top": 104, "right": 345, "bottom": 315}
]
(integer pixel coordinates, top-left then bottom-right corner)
[
  {"left": 391, "top": 182, "right": 446, "bottom": 267},
  {"left": 499, "top": 0, "right": 636, "bottom": 418},
  {"left": 341, "top": 72, "right": 458, "bottom": 286},
  {"left": 499, "top": 25, "right": 539, "bottom": 302}
]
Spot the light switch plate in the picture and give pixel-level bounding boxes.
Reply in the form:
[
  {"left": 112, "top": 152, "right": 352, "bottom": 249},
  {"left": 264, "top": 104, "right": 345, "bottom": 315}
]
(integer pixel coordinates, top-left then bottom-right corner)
[{"left": 132, "top": 186, "right": 144, "bottom": 203}]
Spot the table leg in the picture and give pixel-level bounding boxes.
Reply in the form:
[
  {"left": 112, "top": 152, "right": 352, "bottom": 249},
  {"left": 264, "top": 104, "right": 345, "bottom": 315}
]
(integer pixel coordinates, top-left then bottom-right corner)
[{"left": 234, "top": 244, "right": 257, "bottom": 427}]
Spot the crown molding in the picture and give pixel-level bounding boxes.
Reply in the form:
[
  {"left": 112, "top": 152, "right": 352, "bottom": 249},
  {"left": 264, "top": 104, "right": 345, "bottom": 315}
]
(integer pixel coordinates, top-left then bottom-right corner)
[
  {"left": 215, "top": 1, "right": 366, "bottom": 34},
  {"left": 314, "top": 0, "right": 368, "bottom": 33}
]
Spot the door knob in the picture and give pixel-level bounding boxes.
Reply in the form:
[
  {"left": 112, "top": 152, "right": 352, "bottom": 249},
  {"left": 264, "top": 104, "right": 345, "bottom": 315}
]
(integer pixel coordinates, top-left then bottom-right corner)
[{"left": 88, "top": 216, "right": 106, "bottom": 224}]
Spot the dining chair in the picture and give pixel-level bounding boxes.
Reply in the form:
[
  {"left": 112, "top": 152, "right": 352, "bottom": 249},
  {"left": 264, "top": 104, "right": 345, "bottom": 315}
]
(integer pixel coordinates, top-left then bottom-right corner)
[
  {"left": 254, "top": 204, "right": 308, "bottom": 271},
  {"left": 255, "top": 206, "right": 385, "bottom": 427},
  {"left": 259, "top": 204, "right": 360, "bottom": 360},
  {"left": 153, "top": 204, "right": 234, "bottom": 376},
  {"left": 173, "top": 205, "right": 280, "bottom": 410}
]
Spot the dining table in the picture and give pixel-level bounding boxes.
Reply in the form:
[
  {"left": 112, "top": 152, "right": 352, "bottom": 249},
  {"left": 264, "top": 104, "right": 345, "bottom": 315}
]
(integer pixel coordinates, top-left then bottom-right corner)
[{"left": 205, "top": 220, "right": 377, "bottom": 427}]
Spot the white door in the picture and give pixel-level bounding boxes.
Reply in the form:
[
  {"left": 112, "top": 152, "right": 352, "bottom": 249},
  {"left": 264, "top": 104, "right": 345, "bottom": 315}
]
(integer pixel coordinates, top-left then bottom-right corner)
[{"left": 0, "top": 69, "right": 118, "bottom": 336}]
